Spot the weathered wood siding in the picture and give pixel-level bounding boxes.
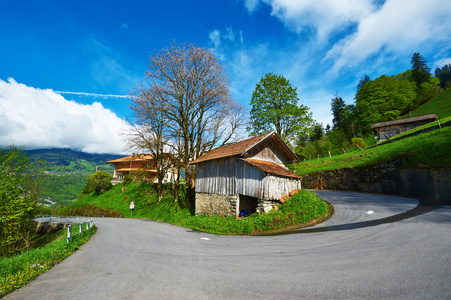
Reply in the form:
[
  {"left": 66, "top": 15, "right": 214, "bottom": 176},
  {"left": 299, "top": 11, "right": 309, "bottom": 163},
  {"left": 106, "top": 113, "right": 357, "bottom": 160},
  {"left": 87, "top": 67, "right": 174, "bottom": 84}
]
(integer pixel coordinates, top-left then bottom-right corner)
[
  {"left": 195, "top": 158, "right": 236, "bottom": 194},
  {"left": 236, "top": 159, "right": 265, "bottom": 198},
  {"left": 261, "top": 175, "right": 302, "bottom": 200},
  {"left": 196, "top": 157, "right": 302, "bottom": 200},
  {"left": 244, "top": 139, "right": 287, "bottom": 166}
]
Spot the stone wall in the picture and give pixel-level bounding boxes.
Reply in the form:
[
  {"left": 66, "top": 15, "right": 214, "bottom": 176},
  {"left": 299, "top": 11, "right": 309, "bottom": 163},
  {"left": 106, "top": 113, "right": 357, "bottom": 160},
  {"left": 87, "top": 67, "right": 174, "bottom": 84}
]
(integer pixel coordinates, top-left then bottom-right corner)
[
  {"left": 32, "top": 221, "right": 68, "bottom": 234},
  {"left": 195, "top": 193, "right": 238, "bottom": 217},
  {"left": 301, "top": 162, "right": 451, "bottom": 204}
]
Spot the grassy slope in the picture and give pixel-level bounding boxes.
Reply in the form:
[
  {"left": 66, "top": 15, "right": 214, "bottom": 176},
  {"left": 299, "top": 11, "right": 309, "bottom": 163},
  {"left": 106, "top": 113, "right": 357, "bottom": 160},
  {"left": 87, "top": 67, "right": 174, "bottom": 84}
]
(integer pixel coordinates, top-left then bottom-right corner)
[
  {"left": 291, "top": 122, "right": 451, "bottom": 175},
  {"left": 61, "top": 182, "right": 329, "bottom": 235},
  {"left": 291, "top": 91, "right": 451, "bottom": 175},
  {"left": 408, "top": 89, "right": 451, "bottom": 119}
]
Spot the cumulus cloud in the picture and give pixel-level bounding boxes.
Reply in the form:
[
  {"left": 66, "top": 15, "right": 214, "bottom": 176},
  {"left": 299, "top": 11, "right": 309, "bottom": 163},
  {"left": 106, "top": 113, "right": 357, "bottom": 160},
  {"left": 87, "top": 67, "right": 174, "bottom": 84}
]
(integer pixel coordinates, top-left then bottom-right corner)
[
  {"left": 246, "top": 0, "right": 374, "bottom": 40},
  {"left": 244, "top": 0, "right": 451, "bottom": 75},
  {"left": 325, "top": 0, "right": 451, "bottom": 74},
  {"left": 0, "top": 78, "right": 129, "bottom": 154}
]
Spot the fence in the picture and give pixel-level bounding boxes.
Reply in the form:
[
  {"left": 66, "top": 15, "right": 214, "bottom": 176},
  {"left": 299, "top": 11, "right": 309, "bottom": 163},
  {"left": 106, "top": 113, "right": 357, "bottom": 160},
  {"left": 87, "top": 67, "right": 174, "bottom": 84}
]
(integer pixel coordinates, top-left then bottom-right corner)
[{"left": 34, "top": 215, "right": 95, "bottom": 243}]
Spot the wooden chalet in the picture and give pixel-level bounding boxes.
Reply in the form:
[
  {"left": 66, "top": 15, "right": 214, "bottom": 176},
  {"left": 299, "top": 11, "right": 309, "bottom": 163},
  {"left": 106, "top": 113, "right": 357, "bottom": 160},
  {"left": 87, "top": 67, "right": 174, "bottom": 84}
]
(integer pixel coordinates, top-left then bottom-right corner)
[
  {"left": 190, "top": 131, "right": 302, "bottom": 217},
  {"left": 371, "top": 114, "right": 438, "bottom": 142},
  {"left": 106, "top": 153, "right": 175, "bottom": 183}
]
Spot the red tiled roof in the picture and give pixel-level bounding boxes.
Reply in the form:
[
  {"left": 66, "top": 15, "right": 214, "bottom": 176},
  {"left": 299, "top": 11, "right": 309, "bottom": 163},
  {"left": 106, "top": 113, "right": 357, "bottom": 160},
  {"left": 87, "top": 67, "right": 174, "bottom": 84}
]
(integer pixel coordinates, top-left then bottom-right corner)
[
  {"left": 241, "top": 158, "right": 302, "bottom": 179},
  {"left": 371, "top": 114, "right": 438, "bottom": 129},
  {"left": 106, "top": 154, "right": 155, "bottom": 164},
  {"left": 190, "top": 131, "right": 299, "bottom": 164}
]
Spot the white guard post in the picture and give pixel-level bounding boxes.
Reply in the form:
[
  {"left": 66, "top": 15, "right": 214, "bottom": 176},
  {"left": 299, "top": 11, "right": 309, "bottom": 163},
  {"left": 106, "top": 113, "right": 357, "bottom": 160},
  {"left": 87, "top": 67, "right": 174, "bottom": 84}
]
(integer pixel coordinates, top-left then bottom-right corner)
[{"left": 130, "top": 201, "right": 135, "bottom": 216}]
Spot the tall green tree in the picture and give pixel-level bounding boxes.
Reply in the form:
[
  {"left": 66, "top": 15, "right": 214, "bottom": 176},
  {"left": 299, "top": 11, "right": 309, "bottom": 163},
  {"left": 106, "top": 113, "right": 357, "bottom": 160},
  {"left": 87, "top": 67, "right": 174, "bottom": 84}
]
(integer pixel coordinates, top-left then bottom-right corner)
[
  {"left": 331, "top": 94, "right": 346, "bottom": 130},
  {"left": 411, "top": 52, "right": 431, "bottom": 87},
  {"left": 0, "top": 146, "right": 44, "bottom": 256},
  {"left": 357, "top": 74, "right": 371, "bottom": 91},
  {"left": 248, "top": 73, "right": 312, "bottom": 144},
  {"left": 355, "top": 74, "right": 416, "bottom": 134},
  {"left": 435, "top": 63, "right": 451, "bottom": 89}
]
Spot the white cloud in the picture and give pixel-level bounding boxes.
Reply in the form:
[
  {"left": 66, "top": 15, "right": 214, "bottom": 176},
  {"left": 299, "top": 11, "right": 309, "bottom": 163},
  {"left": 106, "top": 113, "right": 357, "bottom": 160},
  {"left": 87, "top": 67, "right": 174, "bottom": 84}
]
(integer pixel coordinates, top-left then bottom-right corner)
[
  {"left": 432, "top": 57, "right": 451, "bottom": 71},
  {"left": 224, "top": 27, "right": 235, "bottom": 42},
  {"left": 209, "top": 30, "right": 221, "bottom": 48},
  {"left": 244, "top": 0, "right": 451, "bottom": 76},
  {"left": 247, "top": 0, "right": 374, "bottom": 40},
  {"left": 325, "top": 0, "right": 451, "bottom": 75},
  {"left": 0, "top": 78, "right": 129, "bottom": 154},
  {"left": 244, "top": 0, "right": 260, "bottom": 12},
  {"left": 55, "top": 91, "right": 128, "bottom": 99}
]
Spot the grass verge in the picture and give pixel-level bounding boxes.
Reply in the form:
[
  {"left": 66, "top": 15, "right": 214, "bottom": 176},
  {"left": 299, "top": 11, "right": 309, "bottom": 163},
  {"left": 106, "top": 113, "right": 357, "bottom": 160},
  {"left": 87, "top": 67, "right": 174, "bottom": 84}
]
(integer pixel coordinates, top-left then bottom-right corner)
[
  {"left": 0, "top": 226, "right": 96, "bottom": 298},
  {"left": 60, "top": 183, "right": 330, "bottom": 235},
  {"left": 182, "top": 190, "right": 329, "bottom": 235},
  {"left": 291, "top": 126, "right": 451, "bottom": 174}
]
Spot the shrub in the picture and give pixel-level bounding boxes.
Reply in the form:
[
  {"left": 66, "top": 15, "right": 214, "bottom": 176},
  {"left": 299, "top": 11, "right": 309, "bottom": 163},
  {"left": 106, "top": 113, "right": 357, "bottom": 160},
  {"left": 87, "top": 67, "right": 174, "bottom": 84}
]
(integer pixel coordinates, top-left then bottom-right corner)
[
  {"left": 351, "top": 137, "right": 367, "bottom": 149},
  {"left": 122, "top": 175, "right": 133, "bottom": 186},
  {"left": 81, "top": 171, "right": 112, "bottom": 196}
]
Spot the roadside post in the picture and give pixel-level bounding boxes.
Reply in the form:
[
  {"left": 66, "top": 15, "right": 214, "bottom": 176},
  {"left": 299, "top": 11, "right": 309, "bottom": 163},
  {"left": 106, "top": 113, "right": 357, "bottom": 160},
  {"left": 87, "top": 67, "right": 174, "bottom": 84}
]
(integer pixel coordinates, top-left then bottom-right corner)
[{"left": 130, "top": 201, "right": 135, "bottom": 216}]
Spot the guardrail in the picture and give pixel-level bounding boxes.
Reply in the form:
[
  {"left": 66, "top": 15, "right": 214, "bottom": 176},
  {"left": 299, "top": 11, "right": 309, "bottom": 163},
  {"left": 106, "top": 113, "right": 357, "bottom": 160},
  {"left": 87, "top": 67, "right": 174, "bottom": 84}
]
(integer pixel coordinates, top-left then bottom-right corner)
[
  {"left": 34, "top": 215, "right": 95, "bottom": 243},
  {"left": 66, "top": 219, "right": 94, "bottom": 243}
]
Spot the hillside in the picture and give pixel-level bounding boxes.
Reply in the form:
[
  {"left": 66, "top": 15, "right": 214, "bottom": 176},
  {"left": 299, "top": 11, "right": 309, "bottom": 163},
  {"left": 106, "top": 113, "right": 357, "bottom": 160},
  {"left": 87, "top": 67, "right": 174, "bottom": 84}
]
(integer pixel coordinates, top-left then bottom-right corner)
[
  {"left": 26, "top": 148, "right": 122, "bottom": 174},
  {"left": 26, "top": 148, "right": 123, "bottom": 206},
  {"left": 407, "top": 89, "right": 451, "bottom": 119},
  {"left": 290, "top": 91, "right": 451, "bottom": 203}
]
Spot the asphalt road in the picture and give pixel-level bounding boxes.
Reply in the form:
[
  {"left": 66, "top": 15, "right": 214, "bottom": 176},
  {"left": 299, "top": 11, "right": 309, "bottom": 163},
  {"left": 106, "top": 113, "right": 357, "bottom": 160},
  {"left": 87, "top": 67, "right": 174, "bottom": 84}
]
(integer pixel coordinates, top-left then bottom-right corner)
[{"left": 7, "top": 191, "right": 451, "bottom": 299}]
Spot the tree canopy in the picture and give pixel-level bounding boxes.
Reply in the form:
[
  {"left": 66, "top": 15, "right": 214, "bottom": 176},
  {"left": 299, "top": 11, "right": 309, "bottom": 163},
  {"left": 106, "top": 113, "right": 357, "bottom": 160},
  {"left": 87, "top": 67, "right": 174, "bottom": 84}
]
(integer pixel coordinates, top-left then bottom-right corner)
[
  {"left": 355, "top": 74, "right": 417, "bottom": 133},
  {"left": 331, "top": 94, "right": 346, "bottom": 130},
  {"left": 0, "top": 146, "right": 44, "bottom": 256},
  {"left": 435, "top": 63, "right": 451, "bottom": 89},
  {"left": 410, "top": 52, "right": 431, "bottom": 87},
  {"left": 248, "top": 73, "right": 312, "bottom": 144},
  {"left": 127, "top": 42, "right": 245, "bottom": 207}
]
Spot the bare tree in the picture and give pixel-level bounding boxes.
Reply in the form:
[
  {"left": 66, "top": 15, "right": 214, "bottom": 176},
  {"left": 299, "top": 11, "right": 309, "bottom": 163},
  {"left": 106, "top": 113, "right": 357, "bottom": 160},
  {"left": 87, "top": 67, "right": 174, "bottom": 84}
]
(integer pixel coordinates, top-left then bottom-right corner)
[
  {"left": 125, "top": 84, "right": 173, "bottom": 201},
  {"left": 132, "top": 42, "right": 245, "bottom": 207}
]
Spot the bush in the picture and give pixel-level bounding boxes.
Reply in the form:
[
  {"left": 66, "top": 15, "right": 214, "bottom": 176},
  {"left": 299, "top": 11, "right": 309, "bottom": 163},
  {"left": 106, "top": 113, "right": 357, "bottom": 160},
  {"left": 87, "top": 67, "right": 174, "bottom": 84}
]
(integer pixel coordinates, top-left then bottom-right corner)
[
  {"left": 351, "top": 137, "right": 367, "bottom": 149},
  {"left": 123, "top": 175, "right": 133, "bottom": 186},
  {"left": 81, "top": 171, "right": 112, "bottom": 196},
  {"left": 58, "top": 204, "right": 123, "bottom": 218}
]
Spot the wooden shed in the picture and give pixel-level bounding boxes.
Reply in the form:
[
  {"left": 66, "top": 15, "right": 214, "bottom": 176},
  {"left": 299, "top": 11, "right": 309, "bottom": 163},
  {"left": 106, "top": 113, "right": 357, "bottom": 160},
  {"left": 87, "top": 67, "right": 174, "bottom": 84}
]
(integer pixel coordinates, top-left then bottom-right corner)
[
  {"left": 371, "top": 114, "right": 438, "bottom": 142},
  {"left": 190, "top": 131, "right": 302, "bottom": 217}
]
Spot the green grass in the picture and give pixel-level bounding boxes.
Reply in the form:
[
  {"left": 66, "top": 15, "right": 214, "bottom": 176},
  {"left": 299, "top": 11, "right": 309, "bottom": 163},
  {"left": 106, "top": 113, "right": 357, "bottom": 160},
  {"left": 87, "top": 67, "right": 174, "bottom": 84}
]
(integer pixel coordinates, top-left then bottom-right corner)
[
  {"left": 291, "top": 126, "right": 451, "bottom": 174},
  {"left": 0, "top": 226, "right": 96, "bottom": 298},
  {"left": 408, "top": 89, "right": 451, "bottom": 119},
  {"left": 60, "top": 182, "right": 191, "bottom": 223},
  {"left": 378, "top": 115, "right": 451, "bottom": 142},
  {"left": 183, "top": 190, "right": 329, "bottom": 235},
  {"left": 61, "top": 182, "right": 330, "bottom": 235}
]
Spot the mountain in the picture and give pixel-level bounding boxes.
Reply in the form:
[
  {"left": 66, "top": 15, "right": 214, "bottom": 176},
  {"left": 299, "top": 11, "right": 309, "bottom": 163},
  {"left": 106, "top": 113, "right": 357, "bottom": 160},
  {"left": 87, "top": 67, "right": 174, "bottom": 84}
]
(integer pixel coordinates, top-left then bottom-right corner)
[{"left": 26, "top": 148, "right": 123, "bottom": 174}]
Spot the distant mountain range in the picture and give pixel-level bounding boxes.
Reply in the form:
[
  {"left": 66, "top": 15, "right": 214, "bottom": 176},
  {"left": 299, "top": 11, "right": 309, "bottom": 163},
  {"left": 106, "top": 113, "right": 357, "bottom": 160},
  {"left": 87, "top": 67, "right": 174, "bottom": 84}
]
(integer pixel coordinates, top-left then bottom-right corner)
[{"left": 26, "top": 148, "right": 124, "bottom": 167}]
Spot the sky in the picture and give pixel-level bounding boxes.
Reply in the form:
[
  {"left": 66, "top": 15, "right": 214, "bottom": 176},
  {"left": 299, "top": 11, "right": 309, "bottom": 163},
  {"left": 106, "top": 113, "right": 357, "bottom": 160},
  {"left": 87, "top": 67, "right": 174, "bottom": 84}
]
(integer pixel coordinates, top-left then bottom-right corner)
[{"left": 1, "top": 0, "right": 450, "bottom": 154}]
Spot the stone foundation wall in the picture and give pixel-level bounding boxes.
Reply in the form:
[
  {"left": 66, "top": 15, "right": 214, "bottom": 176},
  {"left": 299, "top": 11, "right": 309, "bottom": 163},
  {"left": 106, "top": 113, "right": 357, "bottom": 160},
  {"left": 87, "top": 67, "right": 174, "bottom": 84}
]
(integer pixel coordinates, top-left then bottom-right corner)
[
  {"left": 195, "top": 193, "right": 238, "bottom": 217},
  {"left": 301, "top": 162, "right": 451, "bottom": 204}
]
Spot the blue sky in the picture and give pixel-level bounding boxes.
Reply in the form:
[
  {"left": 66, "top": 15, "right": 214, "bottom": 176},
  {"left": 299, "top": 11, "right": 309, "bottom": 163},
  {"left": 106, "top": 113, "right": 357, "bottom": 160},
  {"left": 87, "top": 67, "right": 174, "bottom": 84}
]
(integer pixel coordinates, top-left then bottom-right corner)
[{"left": 1, "top": 0, "right": 450, "bottom": 154}]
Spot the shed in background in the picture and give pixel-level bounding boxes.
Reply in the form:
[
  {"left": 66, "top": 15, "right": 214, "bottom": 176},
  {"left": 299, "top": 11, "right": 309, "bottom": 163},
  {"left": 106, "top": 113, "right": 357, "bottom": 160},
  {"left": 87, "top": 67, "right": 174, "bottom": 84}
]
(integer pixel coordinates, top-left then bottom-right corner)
[{"left": 371, "top": 114, "right": 438, "bottom": 142}]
